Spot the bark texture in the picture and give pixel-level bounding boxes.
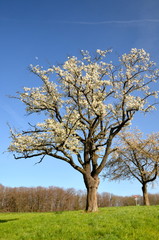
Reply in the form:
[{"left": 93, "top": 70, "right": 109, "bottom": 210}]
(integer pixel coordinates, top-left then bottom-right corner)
[{"left": 84, "top": 175, "right": 100, "bottom": 212}]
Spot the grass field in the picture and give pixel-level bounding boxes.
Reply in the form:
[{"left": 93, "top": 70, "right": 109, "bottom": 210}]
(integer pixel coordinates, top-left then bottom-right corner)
[{"left": 0, "top": 206, "right": 159, "bottom": 240}]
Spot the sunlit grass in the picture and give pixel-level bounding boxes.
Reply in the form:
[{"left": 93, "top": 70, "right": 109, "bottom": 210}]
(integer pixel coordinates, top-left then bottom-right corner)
[{"left": 0, "top": 206, "right": 159, "bottom": 240}]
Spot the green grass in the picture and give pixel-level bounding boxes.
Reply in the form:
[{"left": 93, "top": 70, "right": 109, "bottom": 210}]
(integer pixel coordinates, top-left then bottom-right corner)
[{"left": 0, "top": 206, "right": 159, "bottom": 240}]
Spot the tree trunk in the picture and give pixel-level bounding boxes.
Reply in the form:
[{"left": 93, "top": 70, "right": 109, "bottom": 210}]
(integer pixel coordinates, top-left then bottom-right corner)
[
  {"left": 83, "top": 174, "right": 100, "bottom": 212},
  {"left": 142, "top": 183, "right": 150, "bottom": 206}
]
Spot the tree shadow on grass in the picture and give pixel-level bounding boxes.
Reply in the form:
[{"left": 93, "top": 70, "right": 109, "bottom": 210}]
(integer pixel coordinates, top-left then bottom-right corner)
[
  {"left": 54, "top": 211, "right": 63, "bottom": 215},
  {"left": 0, "top": 218, "right": 18, "bottom": 223}
]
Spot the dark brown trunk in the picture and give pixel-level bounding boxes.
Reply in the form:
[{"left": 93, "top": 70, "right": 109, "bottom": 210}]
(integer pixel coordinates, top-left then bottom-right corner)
[
  {"left": 142, "top": 183, "right": 150, "bottom": 206},
  {"left": 84, "top": 174, "right": 100, "bottom": 212}
]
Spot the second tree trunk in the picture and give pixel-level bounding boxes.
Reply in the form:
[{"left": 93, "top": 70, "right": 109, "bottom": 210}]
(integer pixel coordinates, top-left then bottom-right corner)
[{"left": 142, "top": 183, "right": 150, "bottom": 206}]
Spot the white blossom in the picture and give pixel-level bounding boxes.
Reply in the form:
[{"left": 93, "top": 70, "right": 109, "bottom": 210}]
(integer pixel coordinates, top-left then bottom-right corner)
[{"left": 9, "top": 48, "right": 159, "bottom": 161}]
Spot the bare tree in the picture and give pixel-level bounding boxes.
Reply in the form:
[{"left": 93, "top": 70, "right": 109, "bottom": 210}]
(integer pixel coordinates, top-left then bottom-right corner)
[
  {"left": 104, "top": 130, "right": 159, "bottom": 205},
  {"left": 8, "top": 49, "right": 159, "bottom": 211},
  {"left": 1, "top": 184, "right": 159, "bottom": 211}
]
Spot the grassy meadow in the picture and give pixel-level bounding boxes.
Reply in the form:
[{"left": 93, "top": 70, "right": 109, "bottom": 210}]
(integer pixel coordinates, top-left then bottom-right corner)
[{"left": 0, "top": 206, "right": 159, "bottom": 240}]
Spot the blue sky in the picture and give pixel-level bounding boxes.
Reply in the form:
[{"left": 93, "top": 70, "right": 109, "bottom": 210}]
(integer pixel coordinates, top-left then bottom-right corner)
[{"left": 1, "top": 0, "right": 159, "bottom": 196}]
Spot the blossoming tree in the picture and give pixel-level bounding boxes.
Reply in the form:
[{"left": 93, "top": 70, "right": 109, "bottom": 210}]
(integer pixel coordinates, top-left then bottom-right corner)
[
  {"left": 104, "top": 130, "right": 159, "bottom": 206},
  {"left": 9, "top": 49, "right": 159, "bottom": 211}
]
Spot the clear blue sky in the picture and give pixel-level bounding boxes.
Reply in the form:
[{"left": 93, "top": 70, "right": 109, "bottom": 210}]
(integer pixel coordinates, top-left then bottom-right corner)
[{"left": 1, "top": 0, "right": 159, "bottom": 196}]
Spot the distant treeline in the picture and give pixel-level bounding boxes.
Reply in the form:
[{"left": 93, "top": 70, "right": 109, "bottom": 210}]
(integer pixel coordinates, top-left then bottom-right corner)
[{"left": 0, "top": 184, "right": 159, "bottom": 212}]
